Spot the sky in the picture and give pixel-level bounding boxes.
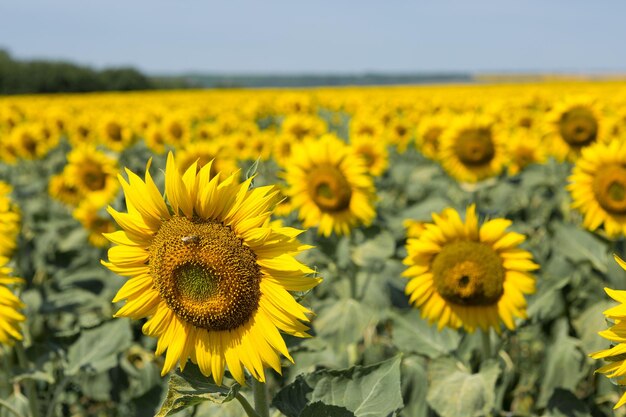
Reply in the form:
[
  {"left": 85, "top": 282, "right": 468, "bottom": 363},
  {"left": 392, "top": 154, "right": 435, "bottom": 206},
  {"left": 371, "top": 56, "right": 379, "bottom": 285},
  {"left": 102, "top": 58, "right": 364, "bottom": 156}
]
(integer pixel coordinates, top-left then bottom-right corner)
[{"left": 0, "top": 0, "right": 624, "bottom": 75}]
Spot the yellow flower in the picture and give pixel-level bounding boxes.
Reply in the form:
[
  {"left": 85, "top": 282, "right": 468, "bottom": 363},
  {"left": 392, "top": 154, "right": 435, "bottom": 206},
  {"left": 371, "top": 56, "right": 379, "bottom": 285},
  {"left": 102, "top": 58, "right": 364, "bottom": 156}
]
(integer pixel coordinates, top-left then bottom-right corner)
[
  {"left": 49, "top": 173, "right": 82, "bottom": 207},
  {"left": 415, "top": 114, "right": 448, "bottom": 160},
  {"left": 545, "top": 97, "right": 606, "bottom": 161},
  {"left": 73, "top": 201, "right": 116, "bottom": 248},
  {"left": 177, "top": 141, "right": 238, "bottom": 178},
  {"left": 63, "top": 145, "right": 119, "bottom": 207},
  {"left": 103, "top": 153, "right": 320, "bottom": 384},
  {"left": 99, "top": 113, "right": 135, "bottom": 152},
  {"left": 590, "top": 256, "right": 626, "bottom": 409},
  {"left": 505, "top": 130, "right": 547, "bottom": 176},
  {"left": 0, "top": 182, "right": 20, "bottom": 257},
  {"left": 403, "top": 205, "right": 538, "bottom": 332},
  {"left": 567, "top": 140, "right": 626, "bottom": 237},
  {"left": 283, "top": 135, "right": 376, "bottom": 237},
  {"left": 0, "top": 257, "right": 25, "bottom": 346},
  {"left": 438, "top": 115, "right": 506, "bottom": 183},
  {"left": 350, "top": 135, "right": 389, "bottom": 177}
]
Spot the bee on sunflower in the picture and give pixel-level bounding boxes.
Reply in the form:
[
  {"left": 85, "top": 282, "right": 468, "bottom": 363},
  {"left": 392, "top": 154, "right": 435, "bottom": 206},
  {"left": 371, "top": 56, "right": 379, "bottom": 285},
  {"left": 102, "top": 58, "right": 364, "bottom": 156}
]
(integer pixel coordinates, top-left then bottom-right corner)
[
  {"left": 103, "top": 153, "right": 320, "bottom": 385},
  {"left": 403, "top": 205, "right": 538, "bottom": 332}
]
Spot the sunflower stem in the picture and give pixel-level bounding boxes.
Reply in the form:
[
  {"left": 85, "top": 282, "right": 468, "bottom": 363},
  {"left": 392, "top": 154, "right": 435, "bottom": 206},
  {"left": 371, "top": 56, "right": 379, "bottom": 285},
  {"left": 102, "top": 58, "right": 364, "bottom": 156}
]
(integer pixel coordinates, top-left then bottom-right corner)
[
  {"left": 252, "top": 379, "right": 270, "bottom": 417},
  {"left": 235, "top": 393, "right": 261, "bottom": 417},
  {"left": 481, "top": 329, "right": 492, "bottom": 360},
  {"left": 14, "top": 342, "right": 39, "bottom": 417}
]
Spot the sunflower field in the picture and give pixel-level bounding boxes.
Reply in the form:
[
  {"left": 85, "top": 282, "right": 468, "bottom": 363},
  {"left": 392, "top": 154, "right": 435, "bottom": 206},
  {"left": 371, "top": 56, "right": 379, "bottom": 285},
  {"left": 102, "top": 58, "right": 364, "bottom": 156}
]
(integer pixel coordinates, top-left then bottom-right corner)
[{"left": 2, "top": 81, "right": 626, "bottom": 417}]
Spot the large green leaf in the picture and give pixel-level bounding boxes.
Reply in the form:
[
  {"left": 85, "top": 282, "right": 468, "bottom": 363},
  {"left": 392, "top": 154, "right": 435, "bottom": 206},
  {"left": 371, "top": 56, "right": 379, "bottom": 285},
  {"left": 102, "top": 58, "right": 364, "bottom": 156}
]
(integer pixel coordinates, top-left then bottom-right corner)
[
  {"left": 537, "top": 319, "right": 587, "bottom": 407},
  {"left": 66, "top": 319, "right": 132, "bottom": 376},
  {"left": 426, "top": 358, "right": 500, "bottom": 417},
  {"left": 315, "top": 298, "right": 377, "bottom": 353},
  {"left": 552, "top": 222, "right": 609, "bottom": 273},
  {"left": 273, "top": 356, "right": 404, "bottom": 417},
  {"left": 155, "top": 365, "right": 239, "bottom": 417},
  {"left": 545, "top": 388, "right": 591, "bottom": 417},
  {"left": 399, "top": 356, "right": 429, "bottom": 417},
  {"left": 390, "top": 310, "right": 460, "bottom": 359},
  {"left": 351, "top": 231, "right": 396, "bottom": 269}
]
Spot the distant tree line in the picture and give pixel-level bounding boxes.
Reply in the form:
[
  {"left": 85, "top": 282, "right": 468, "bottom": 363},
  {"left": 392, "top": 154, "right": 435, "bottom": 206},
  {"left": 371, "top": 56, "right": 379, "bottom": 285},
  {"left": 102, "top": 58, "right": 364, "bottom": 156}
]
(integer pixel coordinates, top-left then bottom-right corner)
[{"left": 0, "top": 49, "right": 155, "bottom": 94}]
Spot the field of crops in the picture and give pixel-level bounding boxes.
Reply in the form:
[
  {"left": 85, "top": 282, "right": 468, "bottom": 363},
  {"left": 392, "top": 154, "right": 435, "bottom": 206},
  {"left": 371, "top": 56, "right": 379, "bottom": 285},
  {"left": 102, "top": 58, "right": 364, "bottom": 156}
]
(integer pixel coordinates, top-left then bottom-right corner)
[{"left": 2, "top": 81, "right": 626, "bottom": 417}]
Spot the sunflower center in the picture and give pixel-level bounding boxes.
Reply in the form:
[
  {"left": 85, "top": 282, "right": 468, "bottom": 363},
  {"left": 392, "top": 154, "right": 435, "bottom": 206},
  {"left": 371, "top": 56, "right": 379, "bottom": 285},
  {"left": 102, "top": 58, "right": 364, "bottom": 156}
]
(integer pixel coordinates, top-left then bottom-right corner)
[
  {"left": 424, "top": 127, "right": 442, "bottom": 149},
  {"left": 150, "top": 216, "right": 261, "bottom": 331},
  {"left": 592, "top": 164, "right": 626, "bottom": 214},
  {"left": 454, "top": 128, "right": 495, "bottom": 166},
  {"left": 559, "top": 107, "right": 598, "bottom": 146},
  {"left": 307, "top": 164, "right": 352, "bottom": 212},
  {"left": 169, "top": 123, "right": 183, "bottom": 140},
  {"left": 83, "top": 165, "right": 106, "bottom": 191},
  {"left": 432, "top": 241, "right": 504, "bottom": 306},
  {"left": 107, "top": 123, "right": 122, "bottom": 142}
]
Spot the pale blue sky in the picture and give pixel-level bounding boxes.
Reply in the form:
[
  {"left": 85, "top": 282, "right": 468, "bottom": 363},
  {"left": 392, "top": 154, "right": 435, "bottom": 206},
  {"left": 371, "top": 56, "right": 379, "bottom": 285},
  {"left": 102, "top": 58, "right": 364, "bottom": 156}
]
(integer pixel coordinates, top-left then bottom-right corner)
[{"left": 0, "top": 0, "right": 623, "bottom": 74}]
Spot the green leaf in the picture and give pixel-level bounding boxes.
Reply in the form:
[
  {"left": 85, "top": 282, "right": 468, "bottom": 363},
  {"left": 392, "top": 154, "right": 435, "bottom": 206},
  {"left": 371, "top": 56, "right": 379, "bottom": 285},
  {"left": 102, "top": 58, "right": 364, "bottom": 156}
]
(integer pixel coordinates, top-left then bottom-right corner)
[
  {"left": 552, "top": 222, "right": 609, "bottom": 273},
  {"left": 399, "top": 356, "right": 429, "bottom": 417},
  {"left": 273, "top": 356, "right": 404, "bottom": 417},
  {"left": 300, "top": 402, "right": 355, "bottom": 417},
  {"left": 572, "top": 300, "right": 615, "bottom": 354},
  {"left": 0, "top": 391, "right": 30, "bottom": 417},
  {"left": 315, "top": 299, "right": 376, "bottom": 352},
  {"left": 66, "top": 319, "right": 132, "bottom": 375},
  {"left": 426, "top": 358, "right": 500, "bottom": 417},
  {"left": 390, "top": 310, "right": 461, "bottom": 359},
  {"left": 545, "top": 388, "right": 591, "bottom": 417},
  {"left": 351, "top": 231, "right": 395, "bottom": 269},
  {"left": 537, "top": 319, "right": 587, "bottom": 407},
  {"left": 155, "top": 364, "right": 239, "bottom": 417}
]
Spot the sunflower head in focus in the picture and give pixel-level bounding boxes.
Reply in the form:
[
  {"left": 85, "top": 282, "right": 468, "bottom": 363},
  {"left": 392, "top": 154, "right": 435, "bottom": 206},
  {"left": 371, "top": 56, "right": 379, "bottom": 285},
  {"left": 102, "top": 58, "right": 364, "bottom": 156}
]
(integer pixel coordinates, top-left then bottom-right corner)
[
  {"left": 590, "top": 256, "right": 626, "bottom": 409},
  {"left": 546, "top": 97, "right": 605, "bottom": 161},
  {"left": 283, "top": 135, "right": 376, "bottom": 237},
  {"left": 103, "top": 153, "right": 320, "bottom": 384},
  {"left": 0, "top": 256, "right": 25, "bottom": 346},
  {"left": 438, "top": 115, "right": 506, "bottom": 183},
  {"left": 403, "top": 205, "right": 538, "bottom": 332},
  {"left": 568, "top": 140, "right": 626, "bottom": 238}
]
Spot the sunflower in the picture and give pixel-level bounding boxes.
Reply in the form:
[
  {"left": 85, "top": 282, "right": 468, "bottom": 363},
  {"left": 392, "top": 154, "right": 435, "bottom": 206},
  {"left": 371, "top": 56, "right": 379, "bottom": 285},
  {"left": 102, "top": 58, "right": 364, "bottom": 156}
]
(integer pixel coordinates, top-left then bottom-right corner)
[
  {"left": 402, "top": 205, "right": 538, "bottom": 332},
  {"left": 10, "top": 123, "right": 53, "bottom": 160},
  {"left": 161, "top": 113, "right": 191, "bottom": 148},
  {"left": 567, "top": 140, "right": 626, "bottom": 238},
  {"left": 0, "top": 256, "right": 25, "bottom": 345},
  {"left": 144, "top": 124, "right": 167, "bottom": 154},
  {"left": 350, "top": 135, "right": 389, "bottom": 177},
  {"left": 73, "top": 201, "right": 116, "bottom": 248},
  {"left": 99, "top": 113, "right": 135, "bottom": 152},
  {"left": 438, "top": 115, "right": 506, "bottom": 183},
  {"left": 386, "top": 117, "right": 413, "bottom": 153},
  {"left": 281, "top": 114, "right": 327, "bottom": 142},
  {"left": 505, "top": 130, "right": 547, "bottom": 176},
  {"left": 103, "top": 153, "right": 320, "bottom": 384},
  {"left": 545, "top": 97, "right": 605, "bottom": 161},
  {"left": 415, "top": 114, "right": 448, "bottom": 160},
  {"left": 63, "top": 145, "right": 120, "bottom": 207},
  {"left": 177, "top": 141, "right": 238, "bottom": 178},
  {"left": 49, "top": 173, "right": 82, "bottom": 207},
  {"left": 590, "top": 256, "right": 626, "bottom": 409},
  {"left": 282, "top": 135, "right": 376, "bottom": 237},
  {"left": 0, "top": 182, "right": 21, "bottom": 257}
]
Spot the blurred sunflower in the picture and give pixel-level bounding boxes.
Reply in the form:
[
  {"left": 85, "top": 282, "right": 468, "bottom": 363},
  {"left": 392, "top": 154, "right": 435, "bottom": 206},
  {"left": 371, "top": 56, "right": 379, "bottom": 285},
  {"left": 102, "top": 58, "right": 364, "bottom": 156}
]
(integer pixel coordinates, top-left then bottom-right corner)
[
  {"left": 386, "top": 117, "right": 413, "bottom": 153},
  {"left": 74, "top": 201, "right": 116, "bottom": 248},
  {"left": 283, "top": 135, "right": 376, "bottom": 237},
  {"left": 505, "top": 130, "right": 547, "bottom": 176},
  {"left": 144, "top": 124, "right": 167, "bottom": 154},
  {"left": 0, "top": 257, "right": 25, "bottom": 346},
  {"left": 64, "top": 146, "right": 119, "bottom": 207},
  {"left": 403, "top": 205, "right": 538, "bottom": 332},
  {"left": 439, "top": 115, "right": 506, "bottom": 183},
  {"left": 0, "top": 182, "right": 20, "bottom": 257},
  {"left": 177, "top": 141, "right": 238, "bottom": 178},
  {"left": 103, "top": 153, "right": 320, "bottom": 384},
  {"left": 568, "top": 140, "right": 626, "bottom": 237},
  {"left": 350, "top": 135, "right": 389, "bottom": 177},
  {"left": 590, "top": 256, "right": 626, "bottom": 409},
  {"left": 415, "top": 114, "right": 447, "bottom": 160},
  {"left": 546, "top": 97, "right": 605, "bottom": 161},
  {"left": 49, "top": 173, "right": 82, "bottom": 207},
  {"left": 99, "top": 114, "right": 135, "bottom": 152}
]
